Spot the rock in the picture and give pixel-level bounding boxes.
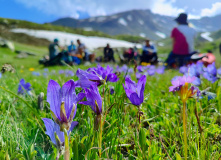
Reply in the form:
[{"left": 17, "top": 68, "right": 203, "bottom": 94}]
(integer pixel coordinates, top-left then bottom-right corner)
[
  {"left": 15, "top": 50, "right": 36, "bottom": 56},
  {"left": 1, "top": 63, "right": 15, "bottom": 73},
  {"left": 0, "top": 37, "right": 15, "bottom": 51},
  {"left": 38, "top": 92, "right": 44, "bottom": 110}
]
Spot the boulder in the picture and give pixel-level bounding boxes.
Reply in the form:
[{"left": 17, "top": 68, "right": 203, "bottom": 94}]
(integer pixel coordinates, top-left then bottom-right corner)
[{"left": 0, "top": 37, "right": 15, "bottom": 51}]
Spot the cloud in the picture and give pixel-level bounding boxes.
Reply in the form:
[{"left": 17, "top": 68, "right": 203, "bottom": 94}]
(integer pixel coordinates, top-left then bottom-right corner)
[
  {"left": 15, "top": 0, "right": 221, "bottom": 20},
  {"left": 152, "top": 0, "right": 184, "bottom": 16},
  {"left": 15, "top": 0, "right": 155, "bottom": 18},
  {"left": 200, "top": 2, "right": 221, "bottom": 17}
]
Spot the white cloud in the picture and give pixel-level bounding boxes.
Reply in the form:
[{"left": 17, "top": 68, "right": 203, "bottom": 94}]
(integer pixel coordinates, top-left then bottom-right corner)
[
  {"left": 15, "top": 0, "right": 155, "bottom": 18},
  {"left": 15, "top": 0, "right": 221, "bottom": 20},
  {"left": 200, "top": 2, "right": 221, "bottom": 17},
  {"left": 152, "top": 0, "right": 184, "bottom": 16}
]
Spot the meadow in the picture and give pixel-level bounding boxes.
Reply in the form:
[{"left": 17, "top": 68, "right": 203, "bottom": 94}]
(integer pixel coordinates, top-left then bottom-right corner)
[{"left": 0, "top": 42, "right": 221, "bottom": 160}]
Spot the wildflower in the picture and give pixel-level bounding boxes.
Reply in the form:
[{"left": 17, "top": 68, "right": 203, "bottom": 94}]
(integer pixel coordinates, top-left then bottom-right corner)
[
  {"left": 156, "top": 66, "right": 165, "bottom": 74},
  {"left": 76, "top": 69, "right": 104, "bottom": 88},
  {"left": 29, "top": 68, "right": 35, "bottom": 71},
  {"left": 169, "top": 75, "right": 198, "bottom": 102},
  {"left": 18, "top": 79, "right": 31, "bottom": 95},
  {"left": 0, "top": 73, "right": 2, "bottom": 78},
  {"left": 47, "top": 80, "right": 85, "bottom": 131},
  {"left": 88, "top": 64, "right": 119, "bottom": 83},
  {"left": 32, "top": 72, "right": 40, "bottom": 76},
  {"left": 179, "top": 66, "right": 188, "bottom": 74},
  {"left": 123, "top": 75, "right": 146, "bottom": 106},
  {"left": 203, "top": 62, "right": 217, "bottom": 83},
  {"left": 79, "top": 85, "right": 102, "bottom": 115},
  {"left": 42, "top": 118, "right": 78, "bottom": 147},
  {"left": 79, "top": 85, "right": 102, "bottom": 130},
  {"left": 217, "top": 67, "right": 221, "bottom": 75},
  {"left": 110, "top": 86, "right": 114, "bottom": 95}
]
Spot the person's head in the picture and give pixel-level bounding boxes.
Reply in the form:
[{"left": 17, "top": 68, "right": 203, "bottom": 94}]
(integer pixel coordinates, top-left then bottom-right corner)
[
  {"left": 54, "top": 38, "right": 59, "bottom": 44},
  {"left": 145, "top": 39, "right": 150, "bottom": 46},
  {"left": 71, "top": 41, "right": 74, "bottom": 45},
  {"left": 77, "top": 39, "right": 81, "bottom": 45},
  {"left": 106, "top": 43, "right": 110, "bottom": 48},
  {"left": 175, "top": 13, "right": 188, "bottom": 25}
]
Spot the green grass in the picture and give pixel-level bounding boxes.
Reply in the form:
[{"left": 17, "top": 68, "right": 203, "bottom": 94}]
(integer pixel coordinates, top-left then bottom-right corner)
[{"left": 0, "top": 40, "right": 221, "bottom": 159}]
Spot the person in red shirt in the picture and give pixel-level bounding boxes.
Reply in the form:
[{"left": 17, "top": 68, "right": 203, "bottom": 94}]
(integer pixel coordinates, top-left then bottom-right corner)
[{"left": 165, "top": 13, "right": 197, "bottom": 67}]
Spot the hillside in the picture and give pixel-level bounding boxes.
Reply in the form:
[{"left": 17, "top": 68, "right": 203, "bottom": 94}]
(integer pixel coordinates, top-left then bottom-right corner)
[{"left": 0, "top": 17, "right": 146, "bottom": 43}]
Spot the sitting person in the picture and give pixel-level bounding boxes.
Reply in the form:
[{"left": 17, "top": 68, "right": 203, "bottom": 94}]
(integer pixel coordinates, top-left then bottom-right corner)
[
  {"left": 68, "top": 41, "right": 76, "bottom": 53},
  {"left": 123, "top": 48, "right": 134, "bottom": 61},
  {"left": 49, "top": 38, "right": 60, "bottom": 60},
  {"left": 68, "top": 41, "right": 82, "bottom": 65},
  {"left": 140, "top": 39, "right": 158, "bottom": 64},
  {"left": 103, "top": 43, "right": 115, "bottom": 62},
  {"left": 165, "top": 13, "right": 197, "bottom": 67},
  {"left": 76, "top": 39, "right": 95, "bottom": 63}
]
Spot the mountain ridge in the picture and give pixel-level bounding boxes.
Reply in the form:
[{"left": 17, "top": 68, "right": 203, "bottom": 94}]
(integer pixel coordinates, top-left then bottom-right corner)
[{"left": 51, "top": 9, "right": 221, "bottom": 40}]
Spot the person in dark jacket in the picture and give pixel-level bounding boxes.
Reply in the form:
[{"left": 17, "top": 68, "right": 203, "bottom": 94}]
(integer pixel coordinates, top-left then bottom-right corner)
[
  {"left": 49, "top": 38, "right": 60, "bottom": 60},
  {"left": 140, "top": 39, "right": 158, "bottom": 64},
  {"left": 103, "top": 43, "right": 115, "bottom": 62}
]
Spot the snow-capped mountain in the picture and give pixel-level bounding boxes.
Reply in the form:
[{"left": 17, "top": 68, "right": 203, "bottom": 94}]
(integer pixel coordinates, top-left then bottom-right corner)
[{"left": 50, "top": 9, "right": 221, "bottom": 40}]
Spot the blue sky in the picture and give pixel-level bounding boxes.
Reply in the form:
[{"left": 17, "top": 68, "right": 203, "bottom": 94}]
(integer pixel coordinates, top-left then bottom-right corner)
[{"left": 1, "top": 0, "right": 221, "bottom": 23}]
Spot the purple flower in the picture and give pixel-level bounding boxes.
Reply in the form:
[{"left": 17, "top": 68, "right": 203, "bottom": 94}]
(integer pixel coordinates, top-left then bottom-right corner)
[
  {"left": 148, "top": 69, "right": 155, "bottom": 76},
  {"left": 156, "top": 66, "right": 165, "bottom": 74},
  {"left": 0, "top": 73, "right": 2, "bottom": 78},
  {"left": 169, "top": 75, "right": 199, "bottom": 102},
  {"left": 32, "top": 72, "right": 40, "bottom": 76},
  {"left": 169, "top": 75, "right": 196, "bottom": 92},
  {"left": 18, "top": 79, "right": 31, "bottom": 94},
  {"left": 79, "top": 85, "right": 102, "bottom": 115},
  {"left": 88, "top": 64, "right": 119, "bottom": 83},
  {"left": 65, "top": 70, "right": 75, "bottom": 77},
  {"left": 179, "top": 66, "right": 188, "bottom": 74},
  {"left": 42, "top": 118, "right": 78, "bottom": 146},
  {"left": 192, "top": 77, "right": 201, "bottom": 86},
  {"left": 217, "top": 67, "right": 221, "bottom": 75},
  {"left": 110, "top": 86, "right": 115, "bottom": 95},
  {"left": 136, "top": 72, "right": 142, "bottom": 80},
  {"left": 137, "top": 65, "right": 144, "bottom": 72},
  {"left": 76, "top": 69, "right": 104, "bottom": 88},
  {"left": 59, "top": 70, "right": 65, "bottom": 74},
  {"left": 203, "top": 62, "right": 217, "bottom": 83},
  {"left": 47, "top": 80, "right": 85, "bottom": 130},
  {"left": 123, "top": 75, "right": 146, "bottom": 106}
]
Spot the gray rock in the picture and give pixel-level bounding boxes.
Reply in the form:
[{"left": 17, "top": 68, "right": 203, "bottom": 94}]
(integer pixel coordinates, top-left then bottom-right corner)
[{"left": 0, "top": 37, "right": 15, "bottom": 51}]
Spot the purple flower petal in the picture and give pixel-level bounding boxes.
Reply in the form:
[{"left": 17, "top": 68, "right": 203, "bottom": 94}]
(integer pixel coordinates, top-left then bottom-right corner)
[{"left": 47, "top": 80, "right": 62, "bottom": 120}]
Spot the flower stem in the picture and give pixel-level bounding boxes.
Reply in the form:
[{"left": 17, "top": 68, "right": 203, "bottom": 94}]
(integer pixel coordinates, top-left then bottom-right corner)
[
  {"left": 98, "top": 114, "right": 103, "bottom": 158},
  {"left": 64, "top": 129, "right": 70, "bottom": 160},
  {"left": 183, "top": 102, "right": 187, "bottom": 160}
]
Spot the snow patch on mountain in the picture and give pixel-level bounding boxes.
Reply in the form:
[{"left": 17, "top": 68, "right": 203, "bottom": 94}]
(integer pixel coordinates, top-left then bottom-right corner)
[
  {"left": 138, "top": 19, "right": 144, "bottom": 25},
  {"left": 127, "top": 15, "right": 133, "bottom": 21},
  {"left": 139, "top": 33, "right": 146, "bottom": 38},
  {"left": 97, "top": 17, "right": 106, "bottom": 22},
  {"left": 201, "top": 32, "right": 213, "bottom": 42},
  {"left": 155, "top": 31, "right": 166, "bottom": 39},
  {"left": 118, "top": 18, "right": 128, "bottom": 26},
  {"left": 11, "top": 28, "right": 142, "bottom": 50}
]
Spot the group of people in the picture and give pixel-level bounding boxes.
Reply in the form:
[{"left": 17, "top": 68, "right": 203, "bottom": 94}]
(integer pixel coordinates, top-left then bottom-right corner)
[
  {"left": 43, "top": 13, "right": 216, "bottom": 67},
  {"left": 46, "top": 39, "right": 95, "bottom": 66}
]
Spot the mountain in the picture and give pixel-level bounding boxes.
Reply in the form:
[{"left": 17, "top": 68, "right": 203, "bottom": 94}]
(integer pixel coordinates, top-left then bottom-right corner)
[{"left": 51, "top": 9, "right": 221, "bottom": 40}]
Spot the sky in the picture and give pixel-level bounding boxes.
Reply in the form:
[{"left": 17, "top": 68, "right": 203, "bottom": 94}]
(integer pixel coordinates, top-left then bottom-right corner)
[{"left": 1, "top": 0, "right": 221, "bottom": 23}]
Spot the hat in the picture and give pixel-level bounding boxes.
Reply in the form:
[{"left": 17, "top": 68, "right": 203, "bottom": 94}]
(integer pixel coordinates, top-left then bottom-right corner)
[
  {"left": 175, "top": 13, "right": 188, "bottom": 25},
  {"left": 54, "top": 38, "right": 59, "bottom": 43}
]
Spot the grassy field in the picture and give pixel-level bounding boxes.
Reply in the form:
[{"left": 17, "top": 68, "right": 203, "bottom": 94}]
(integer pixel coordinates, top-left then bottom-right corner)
[{"left": 0, "top": 40, "right": 221, "bottom": 160}]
